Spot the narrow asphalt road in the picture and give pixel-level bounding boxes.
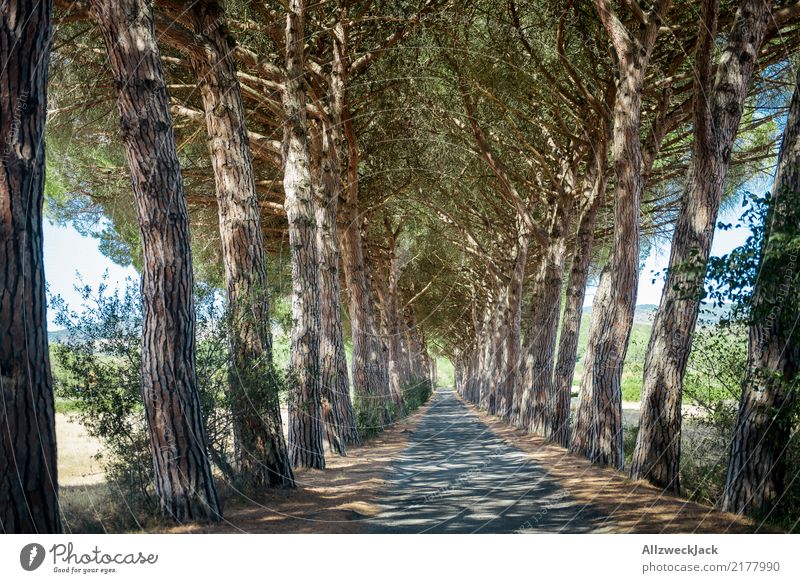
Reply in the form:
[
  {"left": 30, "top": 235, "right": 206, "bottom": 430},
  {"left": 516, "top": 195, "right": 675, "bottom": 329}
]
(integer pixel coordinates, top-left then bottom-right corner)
[{"left": 364, "top": 389, "right": 608, "bottom": 533}]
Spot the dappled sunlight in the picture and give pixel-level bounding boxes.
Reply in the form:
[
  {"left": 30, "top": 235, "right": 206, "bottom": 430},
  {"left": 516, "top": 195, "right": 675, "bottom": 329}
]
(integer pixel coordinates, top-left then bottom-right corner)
[{"left": 460, "top": 394, "right": 760, "bottom": 534}]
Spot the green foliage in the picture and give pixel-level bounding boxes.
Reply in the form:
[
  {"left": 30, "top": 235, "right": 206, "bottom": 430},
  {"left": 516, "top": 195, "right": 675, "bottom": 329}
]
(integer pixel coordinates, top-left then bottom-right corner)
[
  {"left": 354, "top": 399, "right": 395, "bottom": 440},
  {"left": 435, "top": 356, "right": 455, "bottom": 387},
  {"left": 402, "top": 376, "right": 433, "bottom": 411},
  {"left": 620, "top": 370, "right": 644, "bottom": 402},
  {"left": 707, "top": 190, "right": 800, "bottom": 330},
  {"left": 354, "top": 374, "right": 433, "bottom": 438},
  {"left": 678, "top": 326, "right": 744, "bottom": 507},
  {"left": 50, "top": 277, "right": 233, "bottom": 529}
]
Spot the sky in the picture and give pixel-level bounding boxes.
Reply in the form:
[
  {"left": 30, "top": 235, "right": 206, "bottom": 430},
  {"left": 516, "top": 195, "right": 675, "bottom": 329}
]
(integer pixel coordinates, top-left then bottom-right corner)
[
  {"left": 43, "top": 221, "right": 138, "bottom": 330},
  {"left": 634, "top": 202, "right": 752, "bottom": 305}
]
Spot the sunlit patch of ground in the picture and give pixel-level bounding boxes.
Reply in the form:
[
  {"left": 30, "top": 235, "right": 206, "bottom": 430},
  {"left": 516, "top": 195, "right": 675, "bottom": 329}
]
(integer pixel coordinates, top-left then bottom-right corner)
[{"left": 56, "top": 413, "right": 104, "bottom": 486}]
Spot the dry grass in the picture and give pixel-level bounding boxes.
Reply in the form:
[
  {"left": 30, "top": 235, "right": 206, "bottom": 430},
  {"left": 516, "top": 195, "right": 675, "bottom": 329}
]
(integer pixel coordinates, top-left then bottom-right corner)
[
  {"left": 455, "top": 392, "right": 766, "bottom": 533},
  {"left": 56, "top": 413, "right": 128, "bottom": 533},
  {"left": 56, "top": 413, "right": 104, "bottom": 486}
]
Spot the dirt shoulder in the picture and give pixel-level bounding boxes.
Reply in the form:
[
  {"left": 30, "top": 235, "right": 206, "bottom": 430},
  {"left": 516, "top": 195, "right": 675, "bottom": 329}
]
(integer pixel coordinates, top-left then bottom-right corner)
[
  {"left": 455, "top": 392, "right": 766, "bottom": 534},
  {"left": 162, "top": 397, "right": 435, "bottom": 534}
]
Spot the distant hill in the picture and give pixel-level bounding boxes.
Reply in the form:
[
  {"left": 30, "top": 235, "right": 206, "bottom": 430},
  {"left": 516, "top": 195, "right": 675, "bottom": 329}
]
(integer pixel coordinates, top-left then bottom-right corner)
[
  {"left": 583, "top": 302, "right": 730, "bottom": 325},
  {"left": 48, "top": 329, "right": 72, "bottom": 344}
]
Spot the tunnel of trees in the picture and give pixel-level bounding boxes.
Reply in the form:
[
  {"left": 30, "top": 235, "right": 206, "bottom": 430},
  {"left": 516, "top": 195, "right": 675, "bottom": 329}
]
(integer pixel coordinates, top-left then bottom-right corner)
[{"left": 1, "top": 0, "right": 800, "bottom": 533}]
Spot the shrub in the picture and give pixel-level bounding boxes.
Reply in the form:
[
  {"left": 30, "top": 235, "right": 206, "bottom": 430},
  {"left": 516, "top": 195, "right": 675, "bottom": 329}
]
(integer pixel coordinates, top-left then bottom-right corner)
[
  {"left": 679, "top": 324, "right": 800, "bottom": 530},
  {"left": 402, "top": 376, "right": 432, "bottom": 411},
  {"left": 50, "top": 277, "right": 233, "bottom": 529}
]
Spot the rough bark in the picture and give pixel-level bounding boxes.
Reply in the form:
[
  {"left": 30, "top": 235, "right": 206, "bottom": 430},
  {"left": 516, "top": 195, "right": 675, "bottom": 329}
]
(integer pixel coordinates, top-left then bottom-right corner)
[
  {"left": 552, "top": 168, "right": 606, "bottom": 448},
  {"left": 312, "top": 118, "right": 358, "bottom": 451},
  {"left": 540, "top": 218, "right": 576, "bottom": 445},
  {"left": 404, "top": 304, "right": 426, "bottom": 382},
  {"left": 631, "top": 0, "right": 771, "bottom": 490},
  {"left": 187, "top": 0, "right": 294, "bottom": 487},
  {"left": 0, "top": 0, "right": 61, "bottom": 534},
  {"left": 570, "top": 262, "right": 621, "bottom": 463},
  {"left": 722, "top": 68, "right": 800, "bottom": 516},
  {"left": 570, "top": 0, "right": 668, "bottom": 469},
  {"left": 496, "top": 232, "right": 528, "bottom": 420},
  {"left": 283, "top": 0, "right": 325, "bottom": 469},
  {"left": 90, "top": 0, "right": 221, "bottom": 521},
  {"left": 376, "top": 218, "right": 408, "bottom": 407},
  {"left": 334, "top": 22, "right": 391, "bottom": 427},
  {"left": 521, "top": 211, "right": 570, "bottom": 437}
]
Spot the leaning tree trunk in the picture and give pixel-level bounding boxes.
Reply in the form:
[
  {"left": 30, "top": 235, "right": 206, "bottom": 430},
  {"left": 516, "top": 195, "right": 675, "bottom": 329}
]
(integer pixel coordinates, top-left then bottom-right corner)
[
  {"left": 552, "top": 169, "right": 605, "bottom": 448},
  {"left": 570, "top": 0, "right": 669, "bottom": 467},
  {"left": 540, "top": 234, "right": 572, "bottom": 444},
  {"left": 90, "top": 0, "right": 221, "bottom": 521},
  {"left": 313, "top": 35, "right": 360, "bottom": 449},
  {"left": 404, "top": 304, "right": 426, "bottom": 382},
  {"left": 188, "top": 0, "right": 294, "bottom": 487},
  {"left": 513, "top": 210, "right": 569, "bottom": 434},
  {"left": 570, "top": 263, "right": 616, "bottom": 460},
  {"left": 524, "top": 211, "right": 570, "bottom": 437},
  {"left": 631, "top": 0, "right": 772, "bottom": 492},
  {"left": 377, "top": 219, "right": 408, "bottom": 407},
  {"left": 283, "top": 0, "right": 325, "bottom": 469},
  {"left": 340, "top": 202, "right": 391, "bottom": 427},
  {"left": 0, "top": 0, "right": 60, "bottom": 534},
  {"left": 722, "top": 67, "right": 800, "bottom": 516}
]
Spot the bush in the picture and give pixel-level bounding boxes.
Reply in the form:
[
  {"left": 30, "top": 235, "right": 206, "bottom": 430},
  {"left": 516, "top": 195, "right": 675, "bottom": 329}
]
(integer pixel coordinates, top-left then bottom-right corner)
[
  {"left": 353, "top": 398, "right": 397, "bottom": 439},
  {"left": 353, "top": 375, "right": 432, "bottom": 439},
  {"left": 402, "top": 376, "right": 432, "bottom": 411},
  {"left": 679, "top": 324, "right": 800, "bottom": 530},
  {"left": 50, "top": 277, "right": 233, "bottom": 530}
]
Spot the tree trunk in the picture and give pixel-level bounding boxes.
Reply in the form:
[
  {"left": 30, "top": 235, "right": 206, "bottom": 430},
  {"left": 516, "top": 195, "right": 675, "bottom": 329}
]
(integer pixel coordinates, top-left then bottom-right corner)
[
  {"left": 0, "top": 0, "right": 61, "bottom": 534},
  {"left": 187, "top": 0, "right": 294, "bottom": 487},
  {"left": 311, "top": 121, "right": 357, "bottom": 453},
  {"left": 552, "top": 169, "right": 606, "bottom": 448},
  {"left": 631, "top": 0, "right": 771, "bottom": 491},
  {"left": 722, "top": 67, "right": 800, "bottom": 516},
  {"left": 570, "top": 1, "right": 665, "bottom": 468},
  {"left": 404, "top": 304, "right": 426, "bottom": 381},
  {"left": 570, "top": 262, "right": 624, "bottom": 465},
  {"left": 524, "top": 218, "right": 570, "bottom": 437},
  {"left": 314, "top": 32, "right": 360, "bottom": 449},
  {"left": 283, "top": 0, "right": 325, "bottom": 469},
  {"left": 90, "top": 0, "right": 221, "bottom": 521},
  {"left": 375, "top": 219, "right": 407, "bottom": 407},
  {"left": 340, "top": 202, "right": 391, "bottom": 426},
  {"left": 333, "top": 22, "right": 391, "bottom": 428},
  {"left": 540, "top": 234, "right": 572, "bottom": 444},
  {"left": 496, "top": 233, "right": 528, "bottom": 420}
]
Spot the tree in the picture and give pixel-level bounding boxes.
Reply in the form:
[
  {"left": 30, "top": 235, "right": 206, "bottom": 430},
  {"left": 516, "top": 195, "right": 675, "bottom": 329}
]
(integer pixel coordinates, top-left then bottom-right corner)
[
  {"left": 0, "top": 0, "right": 61, "bottom": 534},
  {"left": 89, "top": 0, "right": 221, "bottom": 522},
  {"left": 283, "top": 0, "right": 325, "bottom": 469},
  {"left": 571, "top": 0, "right": 671, "bottom": 468},
  {"left": 722, "top": 67, "right": 800, "bottom": 516},
  {"left": 185, "top": 0, "right": 294, "bottom": 487},
  {"left": 631, "top": 0, "right": 774, "bottom": 492},
  {"left": 311, "top": 41, "right": 359, "bottom": 448}
]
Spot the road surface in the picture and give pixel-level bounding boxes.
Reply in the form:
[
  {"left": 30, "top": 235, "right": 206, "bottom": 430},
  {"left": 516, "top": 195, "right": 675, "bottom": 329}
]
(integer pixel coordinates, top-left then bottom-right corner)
[{"left": 365, "top": 389, "right": 608, "bottom": 533}]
